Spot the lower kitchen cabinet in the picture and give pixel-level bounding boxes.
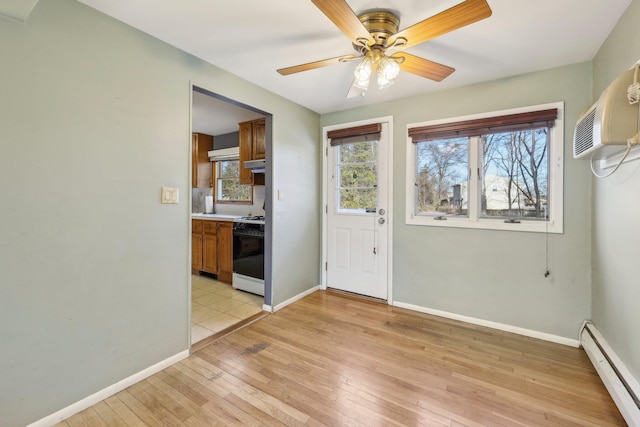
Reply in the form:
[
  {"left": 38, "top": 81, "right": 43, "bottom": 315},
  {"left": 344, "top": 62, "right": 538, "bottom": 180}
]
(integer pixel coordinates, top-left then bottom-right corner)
[
  {"left": 202, "top": 231, "right": 218, "bottom": 275},
  {"left": 192, "top": 219, "right": 233, "bottom": 284},
  {"left": 216, "top": 222, "right": 233, "bottom": 283},
  {"left": 191, "top": 219, "right": 203, "bottom": 272}
]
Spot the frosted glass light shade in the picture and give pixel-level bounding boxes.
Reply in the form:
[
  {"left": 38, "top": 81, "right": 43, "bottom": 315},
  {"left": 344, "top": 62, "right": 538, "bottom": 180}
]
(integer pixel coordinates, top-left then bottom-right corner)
[
  {"left": 377, "top": 73, "right": 394, "bottom": 89},
  {"left": 377, "top": 56, "right": 400, "bottom": 89},
  {"left": 353, "top": 56, "right": 373, "bottom": 90},
  {"left": 354, "top": 57, "right": 373, "bottom": 80}
]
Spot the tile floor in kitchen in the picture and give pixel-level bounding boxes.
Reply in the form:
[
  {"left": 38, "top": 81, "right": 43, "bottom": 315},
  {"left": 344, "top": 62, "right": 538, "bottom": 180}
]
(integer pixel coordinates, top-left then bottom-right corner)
[{"left": 191, "top": 274, "right": 264, "bottom": 344}]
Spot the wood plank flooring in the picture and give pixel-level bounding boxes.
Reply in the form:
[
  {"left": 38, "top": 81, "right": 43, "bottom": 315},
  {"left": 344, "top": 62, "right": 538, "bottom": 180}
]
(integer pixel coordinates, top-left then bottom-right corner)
[{"left": 56, "top": 291, "right": 625, "bottom": 426}]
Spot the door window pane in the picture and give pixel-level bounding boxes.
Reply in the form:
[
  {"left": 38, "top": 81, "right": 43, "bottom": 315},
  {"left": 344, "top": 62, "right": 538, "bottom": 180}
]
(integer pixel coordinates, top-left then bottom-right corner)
[
  {"left": 415, "top": 137, "right": 469, "bottom": 217},
  {"left": 336, "top": 140, "right": 378, "bottom": 211},
  {"left": 480, "top": 129, "right": 549, "bottom": 219}
]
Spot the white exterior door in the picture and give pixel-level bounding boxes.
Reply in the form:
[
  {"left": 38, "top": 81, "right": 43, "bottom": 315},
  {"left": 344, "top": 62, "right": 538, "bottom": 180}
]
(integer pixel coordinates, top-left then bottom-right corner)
[{"left": 326, "top": 121, "right": 390, "bottom": 300}]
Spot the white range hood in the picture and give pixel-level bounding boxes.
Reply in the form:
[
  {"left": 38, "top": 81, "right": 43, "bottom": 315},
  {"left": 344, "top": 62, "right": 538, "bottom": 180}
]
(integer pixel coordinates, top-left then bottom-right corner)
[{"left": 244, "top": 159, "right": 265, "bottom": 173}]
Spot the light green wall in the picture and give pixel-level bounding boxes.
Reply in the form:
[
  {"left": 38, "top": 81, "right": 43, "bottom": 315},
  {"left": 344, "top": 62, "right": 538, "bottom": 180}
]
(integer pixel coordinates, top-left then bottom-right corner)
[
  {"left": 322, "top": 62, "right": 593, "bottom": 339},
  {"left": 591, "top": 0, "right": 640, "bottom": 382},
  {"left": 0, "top": 0, "right": 320, "bottom": 425}
]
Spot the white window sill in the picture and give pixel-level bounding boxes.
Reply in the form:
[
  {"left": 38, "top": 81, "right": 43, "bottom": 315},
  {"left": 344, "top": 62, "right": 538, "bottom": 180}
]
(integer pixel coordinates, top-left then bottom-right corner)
[{"left": 406, "top": 214, "right": 563, "bottom": 234}]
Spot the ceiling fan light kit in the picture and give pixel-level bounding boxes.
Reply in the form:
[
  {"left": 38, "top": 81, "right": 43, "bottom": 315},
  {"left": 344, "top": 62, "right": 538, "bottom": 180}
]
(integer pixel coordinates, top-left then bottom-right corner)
[
  {"left": 352, "top": 48, "right": 402, "bottom": 91},
  {"left": 277, "top": 0, "right": 492, "bottom": 97}
]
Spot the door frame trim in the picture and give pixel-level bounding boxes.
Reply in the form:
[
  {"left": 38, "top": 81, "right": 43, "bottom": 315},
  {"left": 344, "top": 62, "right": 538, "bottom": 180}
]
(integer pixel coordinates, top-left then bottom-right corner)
[
  {"left": 321, "top": 116, "right": 394, "bottom": 303},
  {"left": 189, "top": 82, "right": 273, "bottom": 349}
]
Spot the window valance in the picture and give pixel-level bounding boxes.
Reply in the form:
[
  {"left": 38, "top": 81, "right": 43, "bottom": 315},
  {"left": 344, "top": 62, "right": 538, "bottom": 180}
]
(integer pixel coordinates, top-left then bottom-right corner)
[
  {"left": 328, "top": 123, "right": 381, "bottom": 146},
  {"left": 408, "top": 109, "right": 558, "bottom": 143}
]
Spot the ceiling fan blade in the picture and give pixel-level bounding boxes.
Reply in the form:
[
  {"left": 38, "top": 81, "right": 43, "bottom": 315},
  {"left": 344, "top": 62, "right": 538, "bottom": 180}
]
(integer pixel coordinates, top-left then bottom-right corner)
[
  {"left": 346, "top": 78, "right": 365, "bottom": 98},
  {"left": 388, "top": 0, "right": 492, "bottom": 50},
  {"left": 392, "top": 52, "right": 455, "bottom": 82},
  {"left": 277, "top": 54, "right": 359, "bottom": 75},
  {"left": 312, "top": 0, "right": 374, "bottom": 46}
]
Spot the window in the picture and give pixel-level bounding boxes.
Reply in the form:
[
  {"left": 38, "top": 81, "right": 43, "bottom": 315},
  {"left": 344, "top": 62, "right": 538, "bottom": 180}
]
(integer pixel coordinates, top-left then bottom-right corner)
[
  {"left": 328, "top": 123, "right": 381, "bottom": 212},
  {"left": 406, "top": 103, "right": 563, "bottom": 233},
  {"left": 215, "top": 160, "right": 252, "bottom": 203},
  {"left": 336, "top": 140, "right": 378, "bottom": 211},
  {"left": 416, "top": 137, "right": 469, "bottom": 217}
]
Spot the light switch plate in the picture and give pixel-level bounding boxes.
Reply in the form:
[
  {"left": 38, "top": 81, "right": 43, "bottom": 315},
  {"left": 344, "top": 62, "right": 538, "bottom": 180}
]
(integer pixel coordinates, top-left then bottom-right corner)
[{"left": 161, "top": 187, "right": 179, "bottom": 204}]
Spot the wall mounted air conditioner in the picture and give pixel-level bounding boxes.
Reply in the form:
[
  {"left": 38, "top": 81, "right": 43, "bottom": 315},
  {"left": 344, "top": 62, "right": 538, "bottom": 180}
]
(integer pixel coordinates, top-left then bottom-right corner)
[{"left": 573, "top": 65, "right": 640, "bottom": 159}]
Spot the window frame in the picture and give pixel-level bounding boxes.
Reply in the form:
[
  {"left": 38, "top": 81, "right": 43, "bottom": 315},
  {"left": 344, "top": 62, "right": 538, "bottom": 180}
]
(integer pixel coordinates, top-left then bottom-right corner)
[
  {"left": 405, "top": 102, "right": 564, "bottom": 234},
  {"left": 214, "top": 159, "right": 253, "bottom": 204}
]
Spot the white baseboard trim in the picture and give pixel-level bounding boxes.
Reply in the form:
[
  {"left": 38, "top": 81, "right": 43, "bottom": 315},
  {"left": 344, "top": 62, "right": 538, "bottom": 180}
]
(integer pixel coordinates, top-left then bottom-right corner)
[
  {"left": 28, "top": 350, "right": 190, "bottom": 427},
  {"left": 262, "top": 304, "right": 273, "bottom": 313},
  {"left": 393, "top": 301, "right": 580, "bottom": 348},
  {"left": 273, "top": 285, "right": 321, "bottom": 312},
  {"left": 581, "top": 322, "right": 640, "bottom": 427}
]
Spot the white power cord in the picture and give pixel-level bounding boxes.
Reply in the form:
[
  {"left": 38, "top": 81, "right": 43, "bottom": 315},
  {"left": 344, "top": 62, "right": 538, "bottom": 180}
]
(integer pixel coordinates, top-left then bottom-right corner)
[{"left": 590, "top": 139, "right": 635, "bottom": 178}]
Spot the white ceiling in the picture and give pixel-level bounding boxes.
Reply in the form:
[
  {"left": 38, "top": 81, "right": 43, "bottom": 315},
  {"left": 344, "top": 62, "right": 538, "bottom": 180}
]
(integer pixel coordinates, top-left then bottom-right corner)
[
  {"left": 77, "top": 0, "right": 631, "bottom": 115},
  {"left": 192, "top": 91, "right": 264, "bottom": 136}
]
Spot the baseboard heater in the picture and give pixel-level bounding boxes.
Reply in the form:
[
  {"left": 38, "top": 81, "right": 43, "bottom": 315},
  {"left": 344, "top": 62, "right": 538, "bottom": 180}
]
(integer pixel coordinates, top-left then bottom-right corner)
[{"left": 580, "top": 321, "right": 640, "bottom": 426}]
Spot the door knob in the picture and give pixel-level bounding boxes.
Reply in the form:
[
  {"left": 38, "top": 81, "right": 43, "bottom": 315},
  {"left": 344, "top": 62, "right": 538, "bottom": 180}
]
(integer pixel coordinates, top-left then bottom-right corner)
[
  {"left": 378, "top": 209, "right": 385, "bottom": 215},
  {"left": 378, "top": 218, "right": 385, "bottom": 225}
]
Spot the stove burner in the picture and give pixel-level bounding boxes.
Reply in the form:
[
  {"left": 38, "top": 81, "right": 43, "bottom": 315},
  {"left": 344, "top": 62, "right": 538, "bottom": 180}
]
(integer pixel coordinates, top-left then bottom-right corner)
[
  {"left": 240, "top": 215, "right": 265, "bottom": 221},
  {"left": 233, "top": 220, "right": 264, "bottom": 236}
]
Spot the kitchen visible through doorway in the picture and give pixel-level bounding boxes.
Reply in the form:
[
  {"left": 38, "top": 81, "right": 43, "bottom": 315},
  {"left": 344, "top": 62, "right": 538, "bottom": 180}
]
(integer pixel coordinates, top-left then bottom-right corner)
[{"left": 191, "top": 274, "right": 263, "bottom": 344}]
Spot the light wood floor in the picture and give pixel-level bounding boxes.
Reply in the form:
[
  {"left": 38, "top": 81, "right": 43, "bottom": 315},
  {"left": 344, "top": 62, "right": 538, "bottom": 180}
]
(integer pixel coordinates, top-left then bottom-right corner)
[{"left": 56, "top": 291, "right": 625, "bottom": 426}]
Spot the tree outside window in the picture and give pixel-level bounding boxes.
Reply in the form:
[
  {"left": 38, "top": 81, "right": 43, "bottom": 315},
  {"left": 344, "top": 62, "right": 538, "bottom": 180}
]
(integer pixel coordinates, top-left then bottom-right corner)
[
  {"left": 415, "top": 129, "right": 550, "bottom": 220},
  {"left": 337, "top": 140, "right": 378, "bottom": 211},
  {"left": 416, "top": 137, "right": 468, "bottom": 217},
  {"left": 481, "top": 129, "right": 549, "bottom": 219},
  {"left": 216, "top": 160, "right": 251, "bottom": 203}
]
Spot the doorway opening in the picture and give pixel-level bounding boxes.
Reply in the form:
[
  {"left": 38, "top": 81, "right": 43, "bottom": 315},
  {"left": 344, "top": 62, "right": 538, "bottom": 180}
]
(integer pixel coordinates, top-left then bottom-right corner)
[{"left": 190, "top": 84, "right": 273, "bottom": 346}]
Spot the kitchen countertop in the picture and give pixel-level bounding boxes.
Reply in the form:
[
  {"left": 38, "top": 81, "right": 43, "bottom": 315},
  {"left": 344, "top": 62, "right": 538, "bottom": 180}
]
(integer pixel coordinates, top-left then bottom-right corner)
[{"left": 191, "top": 213, "right": 242, "bottom": 221}]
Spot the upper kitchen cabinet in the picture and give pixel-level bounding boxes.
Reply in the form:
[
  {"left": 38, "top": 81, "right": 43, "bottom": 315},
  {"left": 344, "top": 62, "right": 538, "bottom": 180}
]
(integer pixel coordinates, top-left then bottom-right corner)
[
  {"left": 192, "top": 133, "right": 213, "bottom": 188},
  {"left": 252, "top": 119, "right": 265, "bottom": 160},
  {"left": 238, "top": 121, "right": 253, "bottom": 185},
  {"left": 238, "top": 118, "right": 266, "bottom": 185}
]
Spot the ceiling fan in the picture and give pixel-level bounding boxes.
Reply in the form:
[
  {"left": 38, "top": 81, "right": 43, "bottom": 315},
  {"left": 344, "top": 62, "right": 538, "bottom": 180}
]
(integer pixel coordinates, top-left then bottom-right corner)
[{"left": 277, "top": 0, "right": 492, "bottom": 96}]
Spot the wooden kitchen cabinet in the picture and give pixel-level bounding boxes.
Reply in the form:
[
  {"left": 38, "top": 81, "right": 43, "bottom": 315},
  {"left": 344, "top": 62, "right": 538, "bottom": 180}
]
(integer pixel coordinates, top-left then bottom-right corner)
[
  {"left": 238, "top": 118, "right": 266, "bottom": 185},
  {"left": 192, "top": 219, "right": 233, "bottom": 283},
  {"left": 202, "top": 221, "right": 218, "bottom": 275},
  {"left": 191, "top": 220, "right": 203, "bottom": 272},
  {"left": 216, "top": 222, "right": 233, "bottom": 283},
  {"left": 238, "top": 121, "right": 253, "bottom": 185},
  {"left": 192, "top": 133, "right": 213, "bottom": 188},
  {"left": 252, "top": 119, "right": 266, "bottom": 160}
]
